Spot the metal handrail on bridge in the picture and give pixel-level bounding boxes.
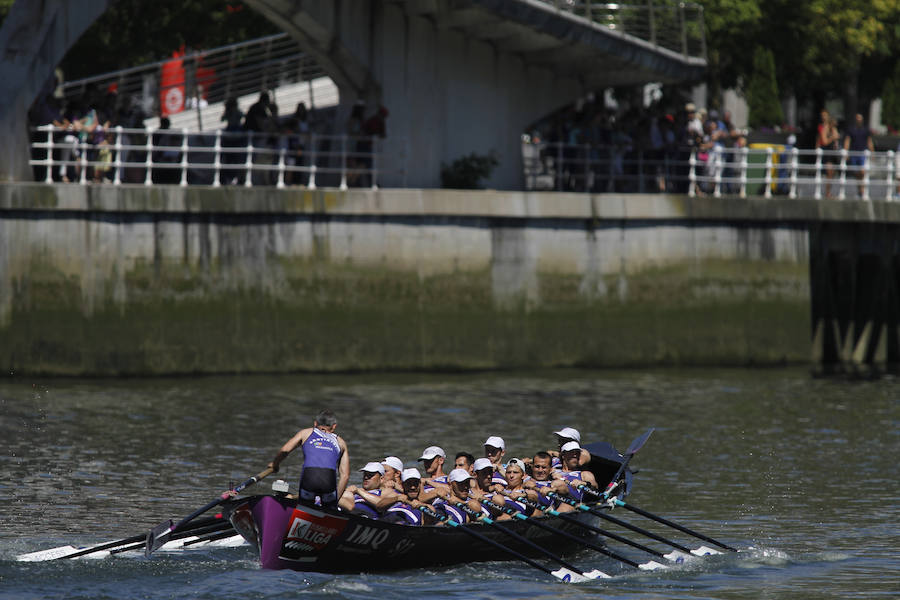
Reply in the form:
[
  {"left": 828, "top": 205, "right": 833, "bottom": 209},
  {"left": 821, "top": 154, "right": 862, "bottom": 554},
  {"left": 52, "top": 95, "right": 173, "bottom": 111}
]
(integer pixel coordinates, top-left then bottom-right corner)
[
  {"left": 29, "top": 125, "right": 404, "bottom": 190},
  {"left": 523, "top": 140, "right": 899, "bottom": 201},
  {"left": 61, "top": 33, "right": 323, "bottom": 116},
  {"left": 537, "top": 1, "right": 706, "bottom": 60}
]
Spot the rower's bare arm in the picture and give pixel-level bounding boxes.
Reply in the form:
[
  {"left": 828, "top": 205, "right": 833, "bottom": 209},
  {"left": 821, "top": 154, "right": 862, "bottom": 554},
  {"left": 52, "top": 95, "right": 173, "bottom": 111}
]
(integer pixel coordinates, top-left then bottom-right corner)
[
  {"left": 336, "top": 437, "right": 350, "bottom": 497},
  {"left": 374, "top": 489, "right": 400, "bottom": 511},
  {"left": 270, "top": 427, "right": 311, "bottom": 471},
  {"left": 581, "top": 470, "right": 598, "bottom": 487},
  {"left": 418, "top": 488, "right": 444, "bottom": 504},
  {"left": 578, "top": 449, "right": 591, "bottom": 466}
]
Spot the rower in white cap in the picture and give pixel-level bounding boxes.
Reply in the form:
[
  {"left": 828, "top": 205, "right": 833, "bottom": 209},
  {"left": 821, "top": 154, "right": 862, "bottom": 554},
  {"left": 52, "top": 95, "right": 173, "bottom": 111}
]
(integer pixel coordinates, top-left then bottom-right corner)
[
  {"left": 550, "top": 427, "right": 592, "bottom": 468},
  {"left": 338, "top": 461, "right": 385, "bottom": 517},
  {"left": 381, "top": 456, "right": 404, "bottom": 490},
  {"left": 483, "top": 436, "right": 508, "bottom": 485},
  {"left": 554, "top": 440, "right": 598, "bottom": 502},
  {"left": 381, "top": 468, "right": 445, "bottom": 525},
  {"left": 418, "top": 446, "right": 448, "bottom": 484}
]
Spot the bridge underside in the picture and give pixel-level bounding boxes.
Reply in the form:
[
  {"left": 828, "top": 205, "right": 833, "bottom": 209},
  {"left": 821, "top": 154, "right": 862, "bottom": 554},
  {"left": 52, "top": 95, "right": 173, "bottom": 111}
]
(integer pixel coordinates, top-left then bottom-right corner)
[{"left": 0, "top": 0, "right": 704, "bottom": 187}]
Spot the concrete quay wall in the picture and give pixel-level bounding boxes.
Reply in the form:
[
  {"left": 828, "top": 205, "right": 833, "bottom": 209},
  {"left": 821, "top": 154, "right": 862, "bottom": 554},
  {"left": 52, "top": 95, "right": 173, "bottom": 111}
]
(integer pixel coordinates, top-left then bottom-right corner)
[{"left": 0, "top": 184, "right": 867, "bottom": 375}]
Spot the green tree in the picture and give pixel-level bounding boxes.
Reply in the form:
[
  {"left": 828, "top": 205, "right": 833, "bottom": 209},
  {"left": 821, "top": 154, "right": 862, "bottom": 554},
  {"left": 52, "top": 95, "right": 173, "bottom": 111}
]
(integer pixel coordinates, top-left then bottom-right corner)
[
  {"left": 61, "top": 1, "right": 278, "bottom": 80},
  {"left": 745, "top": 47, "right": 783, "bottom": 128},
  {"left": 881, "top": 61, "right": 900, "bottom": 131}
]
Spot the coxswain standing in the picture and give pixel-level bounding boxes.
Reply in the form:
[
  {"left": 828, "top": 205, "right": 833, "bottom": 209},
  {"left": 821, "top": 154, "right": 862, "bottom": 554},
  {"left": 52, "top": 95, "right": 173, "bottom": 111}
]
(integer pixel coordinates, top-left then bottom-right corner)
[{"left": 268, "top": 409, "right": 350, "bottom": 509}]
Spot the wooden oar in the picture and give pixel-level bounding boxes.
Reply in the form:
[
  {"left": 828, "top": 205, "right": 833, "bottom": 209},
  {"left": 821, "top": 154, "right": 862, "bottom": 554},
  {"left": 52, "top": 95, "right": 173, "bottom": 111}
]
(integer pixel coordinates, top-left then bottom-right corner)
[
  {"left": 416, "top": 505, "right": 600, "bottom": 584},
  {"left": 598, "top": 428, "right": 654, "bottom": 498},
  {"left": 25, "top": 515, "right": 229, "bottom": 561},
  {"left": 607, "top": 497, "right": 737, "bottom": 552},
  {"left": 450, "top": 501, "right": 609, "bottom": 579},
  {"left": 145, "top": 467, "right": 272, "bottom": 557},
  {"left": 480, "top": 499, "right": 660, "bottom": 570},
  {"left": 108, "top": 521, "right": 233, "bottom": 555},
  {"left": 547, "top": 491, "right": 696, "bottom": 555},
  {"left": 498, "top": 491, "right": 668, "bottom": 561}
]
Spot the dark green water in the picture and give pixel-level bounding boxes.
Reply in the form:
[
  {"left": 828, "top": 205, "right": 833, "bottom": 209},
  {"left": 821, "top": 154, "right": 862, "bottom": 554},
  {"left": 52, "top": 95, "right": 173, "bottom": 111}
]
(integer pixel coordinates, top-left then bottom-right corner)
[{"left": 1, "top": 368, "right": 897, "bottom": 599}]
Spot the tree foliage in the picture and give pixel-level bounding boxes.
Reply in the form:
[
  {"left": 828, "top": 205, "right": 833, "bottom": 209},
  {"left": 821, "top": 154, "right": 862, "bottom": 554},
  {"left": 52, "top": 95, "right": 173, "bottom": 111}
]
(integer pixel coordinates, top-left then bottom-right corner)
[
  {"left": 60, "top": 1, "right": 278, "bottom": 80},
  {"left": 881, "top": 61, "right": 900, "bottom": 131},
  {"left": 745, "top": 47, "right": 783, "bottom": 128}
]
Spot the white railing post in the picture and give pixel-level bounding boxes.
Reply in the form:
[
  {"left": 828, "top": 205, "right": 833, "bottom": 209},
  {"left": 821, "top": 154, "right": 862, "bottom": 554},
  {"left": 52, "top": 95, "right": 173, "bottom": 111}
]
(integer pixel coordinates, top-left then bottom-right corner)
[
  {"left": 789, "top": 147, "right": 798, "bottom": 199},
  {"left": 144, "top": 127, "right": 154, "bottom": 185},
  {"left": 308, "top": 132, "right": 317, "bottom": 190},
  {"left": 213, "top": 129, "right": 222, "bottom": 187},
  {"left": 862, "top": 149, "right": 870, "bottom": 201},
  {"left": 43, "top": 125, "right": 54, "bottom": 183},
  {"left": 813, "top": 147, "right": 823, "bottom": 200},
  {"left": 277, "top": 144, "right": 286, "bottom": 189},
  {"left": 113, "top": 126, "right": 123, "bottom": 185},
  {"left": 371, "top": 135, "right": 378, "bottom": 190},
  {"left": 339, "top": 134, "right": 348, "bottom": 190},
  {"left": 713, "top": 146, "right": 722, "bottom": 197},
  {"left": 244, "top": 132, "right": 254, "bottom": 187},
  {"left": 838, "top": 149, "right": 847, "bottom": 200},
  {"left": 179, "top": 128, "right": 189, "bottom": 187},
  {"left": 763, "top": 147, "right": 773, "bottom": 198},
  {"left": 739, "top": 146, "right": 748, "bottom": 198},
  {"left": 688, "top": 149, "right": 696, "bottom": 197},
  {"left": 584, "top": 142, "right": 590, "bottom": 192},
  {"left": 887, "top": 150, "right": 895, "bottom": 201}
]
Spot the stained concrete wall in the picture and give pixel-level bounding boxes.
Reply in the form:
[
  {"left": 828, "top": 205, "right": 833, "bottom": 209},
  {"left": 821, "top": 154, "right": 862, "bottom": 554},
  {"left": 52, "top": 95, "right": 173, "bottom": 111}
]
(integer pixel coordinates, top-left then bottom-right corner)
[{"left": 0, "top": 184, "right": 823, "bottom": 375}]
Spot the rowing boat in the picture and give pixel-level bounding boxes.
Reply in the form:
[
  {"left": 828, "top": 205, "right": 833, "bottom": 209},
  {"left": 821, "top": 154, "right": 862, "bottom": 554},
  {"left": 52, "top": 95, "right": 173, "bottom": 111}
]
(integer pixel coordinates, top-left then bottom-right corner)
[{"left": 224, "top": 441, "right": 632, "bottom": 573}]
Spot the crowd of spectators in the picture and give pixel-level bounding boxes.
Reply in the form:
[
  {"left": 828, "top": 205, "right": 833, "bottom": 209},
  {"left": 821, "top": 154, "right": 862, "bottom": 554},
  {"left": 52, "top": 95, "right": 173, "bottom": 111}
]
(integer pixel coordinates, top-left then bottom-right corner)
[{"left": 28, "top": 76, "right": 388, "bottom": 187}]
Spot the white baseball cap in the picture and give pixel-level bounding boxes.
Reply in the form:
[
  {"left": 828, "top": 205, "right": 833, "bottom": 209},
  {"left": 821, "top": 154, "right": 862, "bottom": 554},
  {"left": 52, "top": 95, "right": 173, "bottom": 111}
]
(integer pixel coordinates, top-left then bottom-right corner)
[
  {"left": 560, "top": 441, "right": 582, "bottom": 453},
  {"left": 418, "top": 446, "right": 446, "bottom": 461},
  {"left": 484, "top": 436, "right": 505, "bottom": 450},
  {"left": 359, "top": 461, "right": 385, "bottom": 474},
  {"left": 448, "top": 468, "right": 472, "bottom": 483},
  {"left": 554, "top": 427, "right": 581, "bottom": 442},
  {"left": 401, "top": 468, "right": 422, "bottom": 482},
  {"left": 382, "top": 456, "right": 403, "bottom": 472},
  {"left": 505, "top": 458, "right": 527, "bottom": 474},
  {"left": 473, "top": 457, "right": 493, "bottom": 471}
]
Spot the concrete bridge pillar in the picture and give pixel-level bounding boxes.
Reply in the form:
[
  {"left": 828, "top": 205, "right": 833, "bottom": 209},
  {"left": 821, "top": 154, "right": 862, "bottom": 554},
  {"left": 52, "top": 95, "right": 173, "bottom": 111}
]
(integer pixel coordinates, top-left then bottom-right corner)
[
  {"left": 245, "top": 0, "right": 583, "bottom": 189},
  {"left": 0, "top": 0, "right": 112, "bottom": 181}
]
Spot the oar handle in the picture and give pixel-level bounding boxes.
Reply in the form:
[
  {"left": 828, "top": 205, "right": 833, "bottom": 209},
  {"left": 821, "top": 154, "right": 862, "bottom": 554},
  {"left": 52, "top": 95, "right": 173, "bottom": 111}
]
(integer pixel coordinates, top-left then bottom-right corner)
[{"left": 176, "top": 467, "right": 273, "bottom": 529}]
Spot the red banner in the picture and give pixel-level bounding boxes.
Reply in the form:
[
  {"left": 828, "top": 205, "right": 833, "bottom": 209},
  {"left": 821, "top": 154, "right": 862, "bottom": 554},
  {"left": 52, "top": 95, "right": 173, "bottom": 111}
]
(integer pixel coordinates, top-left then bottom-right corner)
[{"left": 160, "top": 51, "right": 185, "bottom": 117}]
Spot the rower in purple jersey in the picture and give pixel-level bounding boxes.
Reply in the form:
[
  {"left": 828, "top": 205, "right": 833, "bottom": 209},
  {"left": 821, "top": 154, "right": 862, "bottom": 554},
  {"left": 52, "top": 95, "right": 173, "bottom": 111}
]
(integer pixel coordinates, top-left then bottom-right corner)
[
  {"left": 434, "top": 469, "right": 482, "bottom": 524},
  {"left": 418, "top": 446, "right": 449, "bottom": 488},
  {"left": 382, "top": 468, "right": 444, "bottom": 525},
  {"left": 338, "top": 461, "right": 386, "bottom": 518},
  {"left": 548, "top": 427, "right": 592, "bottom": 469},
  {"left": 483, "top": 436, "right": 508, "bottom": 485},
  {"left": 492, "top": 458, "right": 535, "bottom": 517},
  {"left": 523, "top": 451, "right": 571, "bottom": 510},
  {"left": 268, "top": 409, "right": 350, "bottom": 509},
  {"left": 555, "top": 440, "right": 598, "bottom": 502}
]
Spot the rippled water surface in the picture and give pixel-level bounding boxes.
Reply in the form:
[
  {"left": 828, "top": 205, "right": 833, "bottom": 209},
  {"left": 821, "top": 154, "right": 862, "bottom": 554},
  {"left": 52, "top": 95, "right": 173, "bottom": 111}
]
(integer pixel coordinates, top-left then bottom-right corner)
[{"left": 1, "top": 368, "right": 897, "bottom": 599}]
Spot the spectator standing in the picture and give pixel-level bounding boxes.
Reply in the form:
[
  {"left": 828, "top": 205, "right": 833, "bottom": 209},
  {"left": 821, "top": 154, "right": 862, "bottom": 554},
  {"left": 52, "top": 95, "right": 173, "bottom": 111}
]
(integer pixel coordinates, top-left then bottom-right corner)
[
  {"left": 221, "top": 97, "right": 244, "bottom": 185},
  {"left": 816, "top": 109, "right": 840, "bottom": 198},
  {"left": 843, "top": 113, "right": 874, "bottom": 198}
]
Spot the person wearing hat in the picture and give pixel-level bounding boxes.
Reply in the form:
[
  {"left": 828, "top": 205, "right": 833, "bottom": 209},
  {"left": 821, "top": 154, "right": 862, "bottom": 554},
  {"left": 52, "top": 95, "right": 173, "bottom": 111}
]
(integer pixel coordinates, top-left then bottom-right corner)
[
  {"left": 381, "top": 456, "right": 404, "bottom": 491},
  {"left": 554, "top": 441, "right": 598, "bottom": 502},
  {"left": 483, "top": 436, "right": 508, "bottom": 485},
  {"left": 468, "top": 458, "right": 506, "bottom": 519},
  {"left": 433, "top": 468, "right": 483, "bottom": 524},
  {"left": 381, "top": 468, "right": 444, "bottom": 525},
  {"left": 418, "top": 446, "right": 448, "bottom": 485},
  {"left": 267, "top": 409, "right": 349, "bottom": 509},
  {"left": 549, "top": 427, "right": 592, "bottom": 468},
  {"left": 338, "top": 461, "right": 385, "bottom": 517}
]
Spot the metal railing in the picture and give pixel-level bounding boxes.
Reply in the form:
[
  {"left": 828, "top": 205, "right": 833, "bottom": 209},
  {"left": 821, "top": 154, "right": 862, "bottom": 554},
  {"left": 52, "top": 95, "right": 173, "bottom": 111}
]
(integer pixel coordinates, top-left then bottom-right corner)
[
  {"left": 62, "top": 33, "right": 324, "bottom": 117},
  {"left": 537, "top": 1, "right": 706, "bottom": 60},
  {"left": 523, "top": 140, "right": 899, "bottom": 201},
  {"left": 29, "top": 125, "right": 405, "bottom": 190}
]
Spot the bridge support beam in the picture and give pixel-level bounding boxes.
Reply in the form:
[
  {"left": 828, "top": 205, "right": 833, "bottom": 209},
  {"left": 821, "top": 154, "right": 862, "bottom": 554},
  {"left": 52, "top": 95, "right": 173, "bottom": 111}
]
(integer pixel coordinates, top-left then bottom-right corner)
[{"left": 0, "top": 0, "right": 112, "bottom": 181}]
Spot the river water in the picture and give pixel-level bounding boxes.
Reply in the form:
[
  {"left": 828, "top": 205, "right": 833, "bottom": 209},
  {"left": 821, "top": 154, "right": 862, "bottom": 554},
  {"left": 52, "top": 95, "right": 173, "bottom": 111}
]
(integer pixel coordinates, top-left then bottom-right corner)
[{"left": 1, "top": 368, "right": 897, "bottom": 599}]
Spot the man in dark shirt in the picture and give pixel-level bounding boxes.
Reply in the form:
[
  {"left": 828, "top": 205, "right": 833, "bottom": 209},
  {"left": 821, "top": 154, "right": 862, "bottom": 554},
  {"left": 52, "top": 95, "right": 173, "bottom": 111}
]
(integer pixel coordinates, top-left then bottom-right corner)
[{"left": 843, "top": 113, "right": 874, "bottom": 198}]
